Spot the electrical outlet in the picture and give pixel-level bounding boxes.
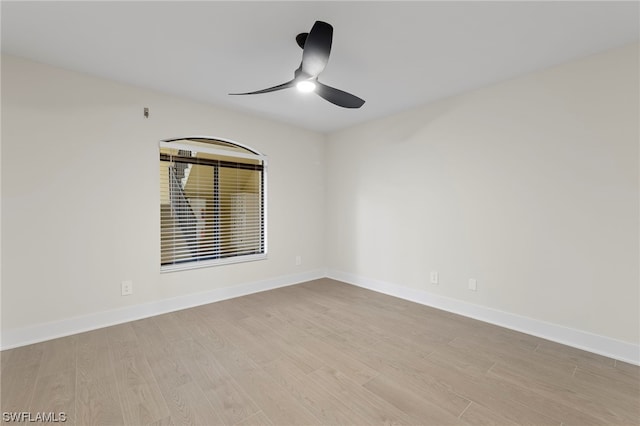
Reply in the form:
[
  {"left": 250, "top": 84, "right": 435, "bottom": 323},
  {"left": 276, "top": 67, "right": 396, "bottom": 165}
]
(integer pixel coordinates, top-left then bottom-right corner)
[
  {"left": 295, "top": 255, "right": 302, "bottom": 266},
  {"left": 430, "top": 271, "right": 439, "bottom": 285},
  {"left": 121, "top": 280, "right": 133, "bottom": 296},
  {"left": 468, "top": 278, "right": 477, "bottom": 291}
]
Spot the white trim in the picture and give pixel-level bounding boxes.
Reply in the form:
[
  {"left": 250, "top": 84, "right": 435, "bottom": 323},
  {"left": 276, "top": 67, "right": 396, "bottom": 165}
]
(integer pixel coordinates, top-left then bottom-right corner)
[
  {"left": 262, "top": 161, "right": 269, "bottom": 257},
  {"left": 4, "top": 267, "right": 637, "bottom": 366},
  {"left": 0, "top": 269, "right": 325, "bottom": 351},
  {"left": 160, "top": 253, "right": 267, "bottom": 273},
  {"left": 159, "top": 140, "right": 266, "bottom": 161},
  {"left": 326, "top": 269, "right": 640, "bottom": 366},
  {"left": 162, "top": 135, "right": 265, "bottom": 156}
]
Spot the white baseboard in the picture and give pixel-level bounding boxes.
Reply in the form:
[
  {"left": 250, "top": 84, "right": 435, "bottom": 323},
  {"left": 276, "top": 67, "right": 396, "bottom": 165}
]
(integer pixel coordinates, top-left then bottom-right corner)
[
  {"left": 0, "top": 268, "right": 326, "bottom": 351},
  {"left": 4, "top": 267, "right": 638, "bottom": 366},
  {"left": 326, "top": 269, "right": 640, "bottom": 366}
]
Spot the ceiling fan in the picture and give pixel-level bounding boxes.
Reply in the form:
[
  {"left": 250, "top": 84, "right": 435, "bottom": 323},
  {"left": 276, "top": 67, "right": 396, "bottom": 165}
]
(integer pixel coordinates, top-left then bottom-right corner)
[{"left": 230, "top": 21, "right": 365, "bottom": 109}]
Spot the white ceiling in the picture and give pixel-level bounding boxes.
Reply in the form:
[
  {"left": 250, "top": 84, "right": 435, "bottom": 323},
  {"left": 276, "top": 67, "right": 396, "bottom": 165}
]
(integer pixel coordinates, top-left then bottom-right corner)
[{"left": 2, "top": 1, "right": 638, "bottom": 133}]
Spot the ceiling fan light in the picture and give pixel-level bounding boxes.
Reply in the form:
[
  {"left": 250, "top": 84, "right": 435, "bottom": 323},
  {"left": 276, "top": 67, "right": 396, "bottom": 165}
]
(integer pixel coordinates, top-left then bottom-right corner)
[{"left": 296, "top": 80, "right": 316, "bottom": 93}]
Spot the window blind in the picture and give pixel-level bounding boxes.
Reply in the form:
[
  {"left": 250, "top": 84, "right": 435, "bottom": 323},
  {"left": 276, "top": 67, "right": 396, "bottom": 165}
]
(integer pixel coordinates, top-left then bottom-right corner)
[{"left": 160, "top": 139, "right": 266, "bottom": 272}]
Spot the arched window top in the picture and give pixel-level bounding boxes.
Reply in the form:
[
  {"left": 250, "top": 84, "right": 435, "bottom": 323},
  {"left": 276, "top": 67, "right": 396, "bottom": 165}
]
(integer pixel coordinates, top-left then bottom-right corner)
[{"left": 162, "top": 136, "right": 264, "bottom": 157}]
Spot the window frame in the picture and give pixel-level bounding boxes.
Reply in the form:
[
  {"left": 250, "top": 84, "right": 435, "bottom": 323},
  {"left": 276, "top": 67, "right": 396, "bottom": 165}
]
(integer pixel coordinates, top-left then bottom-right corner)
[{"left": 159, "top": 136, "right": 268, "bottom": 273}]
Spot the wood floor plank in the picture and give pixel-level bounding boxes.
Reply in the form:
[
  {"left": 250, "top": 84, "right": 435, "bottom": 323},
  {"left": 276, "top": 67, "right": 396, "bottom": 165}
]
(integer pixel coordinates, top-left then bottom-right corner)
[
  {"left": 29, "top": 368, "right": 76, "bottom": 425},
  {"left": 365, "top": 355, "right": 472, "bottom": 419},
  {"left": 301, "top": 333, "right": 379, "bottom": 385},
  {"left": 106, "top": 322, "right": 139, "bottom": 343},
  {"left": 428, "top": 344, "right": 496, "bottom": 375},
  {"left": 409, "top": 352, "right": 562, "bottom": 425},
  {"left": 77, "top": 328, "right": 115, "bottom": 387},
  {"left": 149, "top": 354, "right": 194, "bottom": 392},
  {"left": 159, "top": 381, "right": 223, "bottom": 426},
  {"left": 262, "top": 356, "right": 371, "bottom": 425},
  {"left": 571, "top": 368, "right": 640, "bottom": 419},
  {"left": 482, "top": 366, "right": 605, "bottom": 426},
  {"left": 307, "top": 365, "right": 417, "bottom": 425},
  {"left": 253, "top": 307, "right": 318, "bottom": 344},
  {"left": 174, "top": 308, "right": 229, "bottom": 347},
  {"left": 322, "top": 330, "right": 472, "bottom": 418},
  {"left": 131, "top": 317, "right": 180, "bottom": 364},
  {"left": 448, "top": 333, "right": 577, "bottom": 382},
  {"left": 153, "top": 312, "right": 191, "bottom": 343},
  {"left": 76, "top": 374, "right": 125, "bottom": 426},
  {"left": 147, "top": 416, "right": 175, "bottom": 426},
  {"left": 1, "top": 342, "right": 44, "bottom": 373},
  {"left": 294, "top": 284, "right": 354, "bottom": 312},
  {"left": 188, "top": 313, "right": 236, "bottom": 352},
  {"left": 238, "top": 316, "right": 326, "bottom": 374},
  {"left": 615, "top": 359, "right": 640, "bottom": 380},
  {"left": 1, "top": 364, "right": 41, "bottom": 413},
  {"left": 212, "top": 319, "right": 281, "bottom": 366},
  {"left": 275, "top": 305, "right": 337, "bottom": 338},
  {"left": 37, "top": 335, "right": 77, "bottom": 377},
  {"left": 197, "top": 299, "right": 250, "bottom": 322},
  {"left": 289, "top": 304, "right": 354, "bottom": 335},
  {"left": 233, "top": 410, "right": 274, "bottom": 426},
  {"left": 185, "top": 344, "right": 260, "bottom": 426},
  {"left": 363, "top": 372, "right": 463, "bottom": 425},
  {"left": 573, "top": 366, "right": 640, "bottom": 399},
  {"left": 107, "top": 323, "right": 145, "bottom": 363},
  {"left": 112, "top": 355, "right": 170, "bottom": 425},
  {"left": 1, "top": 343, "right": 44, "bottom": 413},
  {"left": 213, "top": 349, "right": 322, "bottom": 425},
  {"left": 459, "top": 401, "right": 519, "bottom": 425},
  {"left": 575, "top": 361, "right": 640, "bottom": 390},
  {"left": 535, "top": 339, "right": 616, "bottom": 368},
  {"left": 488, "top": 361, "right": 632, "bottom": 425}
]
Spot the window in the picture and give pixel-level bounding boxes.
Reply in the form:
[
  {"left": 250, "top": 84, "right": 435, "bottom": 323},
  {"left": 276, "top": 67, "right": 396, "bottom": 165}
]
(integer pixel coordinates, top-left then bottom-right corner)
[{"left": 160, "top": 137, "right": 267, "bottom": 272}]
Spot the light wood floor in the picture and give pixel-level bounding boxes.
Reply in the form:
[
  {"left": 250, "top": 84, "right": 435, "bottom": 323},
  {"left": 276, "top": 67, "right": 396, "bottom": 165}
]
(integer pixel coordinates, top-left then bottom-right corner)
[{"left": 2, "top": 278, "right": 639, "bottom": 425}]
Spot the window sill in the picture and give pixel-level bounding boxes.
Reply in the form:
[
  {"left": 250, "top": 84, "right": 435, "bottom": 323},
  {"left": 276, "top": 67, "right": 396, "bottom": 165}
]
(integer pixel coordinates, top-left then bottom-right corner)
[{"left": 160, "top": 253, "right": 267, "bottom": 273}]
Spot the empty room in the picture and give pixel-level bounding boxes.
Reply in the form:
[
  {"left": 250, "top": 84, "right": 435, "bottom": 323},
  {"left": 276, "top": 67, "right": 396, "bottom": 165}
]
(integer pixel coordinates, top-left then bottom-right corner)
[{"left": 1, "top": 1, "right": 638, "bottom": 425}]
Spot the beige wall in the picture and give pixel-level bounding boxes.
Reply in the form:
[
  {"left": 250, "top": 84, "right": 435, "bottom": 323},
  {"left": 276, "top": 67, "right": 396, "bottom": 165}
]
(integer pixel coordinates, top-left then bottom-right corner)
[
  {"left": 325, "top": 43, "right": 639, "bottom": 344},
  {"left": 1, "top": 55, "right": 326, "bottom": 332},
  {"left": 2, "top": 43, "right": 638, "bottom": 350}
]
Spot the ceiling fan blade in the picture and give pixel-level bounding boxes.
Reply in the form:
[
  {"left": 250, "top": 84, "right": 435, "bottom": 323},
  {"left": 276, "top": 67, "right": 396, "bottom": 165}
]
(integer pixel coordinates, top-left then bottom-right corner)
[
  {"left": 316, "top": 82, "right": 365, "bottom": 109},
  {"left": 300, "top": 21, "right": 333, "bottom": 77},
  {"left": 229, "top": 79, "right": 296, "bottom": 95},
  {"left": 296, "top": 32, "right": 308, "bottom": 49}
]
